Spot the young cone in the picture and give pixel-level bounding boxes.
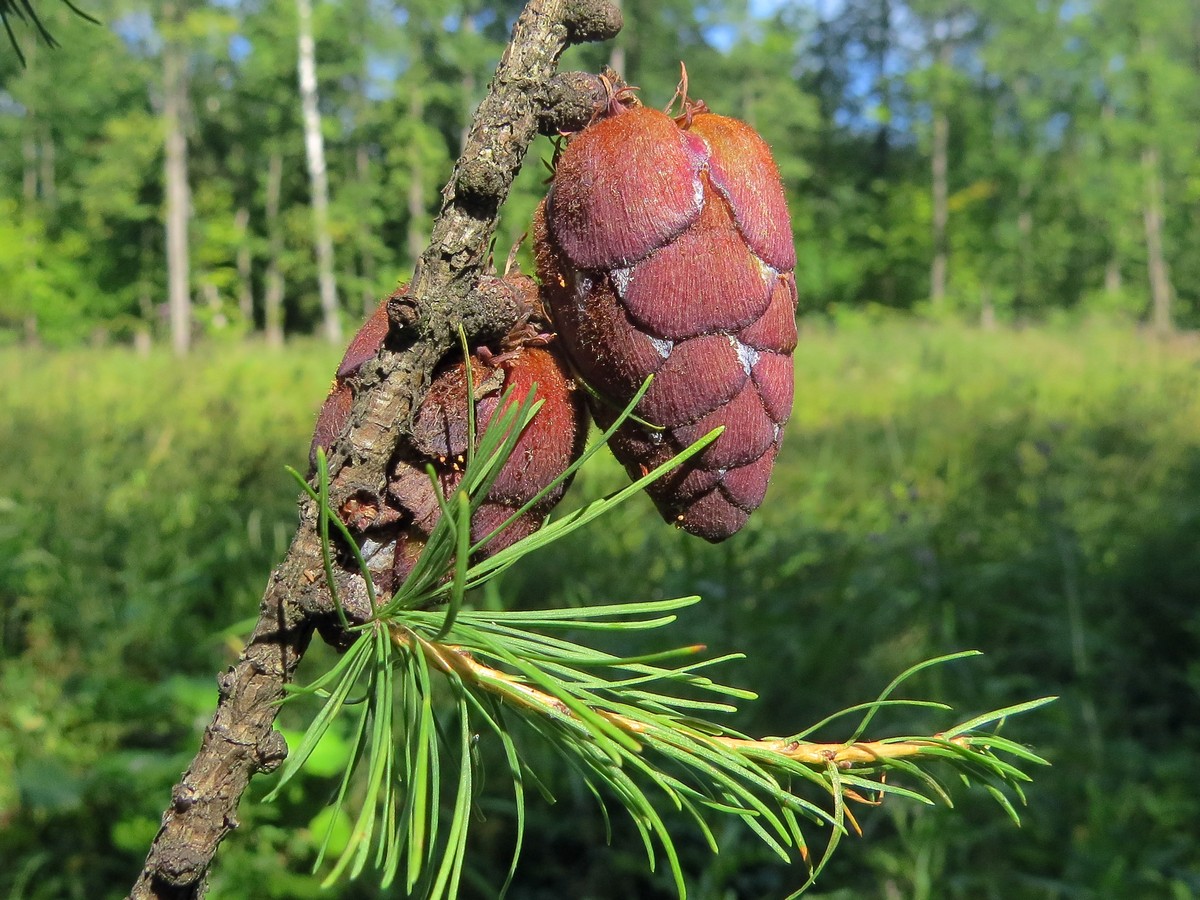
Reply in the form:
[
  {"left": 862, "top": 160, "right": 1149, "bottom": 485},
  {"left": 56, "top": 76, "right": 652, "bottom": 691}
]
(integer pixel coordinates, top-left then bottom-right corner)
[
  {"left": 310, "top": 274, "right": 589, "bottom": 592},
  {"left": 535, "top": 90, "right": 797, "bottom": 542}
]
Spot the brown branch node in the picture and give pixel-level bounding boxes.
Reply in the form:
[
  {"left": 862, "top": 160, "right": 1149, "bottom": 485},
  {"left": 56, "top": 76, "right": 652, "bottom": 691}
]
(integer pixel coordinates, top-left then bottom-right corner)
[{"left": 538, "top": 71, "right": 611, "bottom": 133}]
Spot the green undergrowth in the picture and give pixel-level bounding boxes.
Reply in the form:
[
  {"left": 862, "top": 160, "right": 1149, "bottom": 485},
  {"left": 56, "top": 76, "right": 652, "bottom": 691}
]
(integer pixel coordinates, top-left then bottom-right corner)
[{"left": 2, "top": 320, "right": 1198, "bottom": 898}]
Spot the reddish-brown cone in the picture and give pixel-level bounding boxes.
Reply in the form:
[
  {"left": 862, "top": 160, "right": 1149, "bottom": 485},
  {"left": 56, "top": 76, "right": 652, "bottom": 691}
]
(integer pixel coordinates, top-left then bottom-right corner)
[
  {"left": 309, "top": 277, "right": 588, "bottom": 592},
  {"left": 386, "top": 344, "right": 587, "bottom": 586},
  {"left": 535, "top": 100, "right": 797, "bottom": 542},
  {"left": 310, "top": 289, "right": 397, "bottom": 468}
]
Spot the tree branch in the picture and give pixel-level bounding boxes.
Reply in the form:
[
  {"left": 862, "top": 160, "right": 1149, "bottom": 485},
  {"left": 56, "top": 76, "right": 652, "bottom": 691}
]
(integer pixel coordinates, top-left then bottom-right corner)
[
  {"left": 408, "top": 628, "right": 972, "bottom": 767},
  {"left": 126, "top": 3, "right": 619, "bottom": 897}
]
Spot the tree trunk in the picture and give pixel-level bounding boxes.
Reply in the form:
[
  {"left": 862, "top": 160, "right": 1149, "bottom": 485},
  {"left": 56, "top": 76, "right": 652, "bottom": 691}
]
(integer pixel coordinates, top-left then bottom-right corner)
[
  {"left": 136, "top": 271, "right": 153, "bottom": 356},
  {"left": 163, "top": 2, "right": 192, "bottom": 357},
  {"left": 459, "top": 11, "right": 478, "bottom": 152},
  {"left": 1100, "top": 100, "right": 1121, "bottom": 299},
  {"left": 929, "top": 40, "right": 951, "bottom": 309},
  {"left": 1194, "top": 0, "right": 1200, "bottom": 71},
  {"left": 20, "top": 126, "right": 39, "bottom": 341},
  {"left": 235, "top": 205, "right": 253, "bottom": 325},
  {"left": 356, "top": 143, "right": 376, "bottom": 314},
  {"left": 22, "top": 41, "right": 38, "bottom": 205},
  {"left": 608, "top": 0, "right": 625, "bottom": 74},
  {"left": 1141, "top": 143, "right": 1172, "bottom": 333},
  {"left": 22, "top": 133, "right": 37, "bottom": 203},
  {"left": 1016, "top": 180, "right": 1032, "bottom": 310},
  {"left": 203, "top": 281, "right": 227, "bottom": 329},
  {"left": 1133, "top": 30, "right": 1173, "bottom": 334},
  {"left": 264, "top": 150, "right": 286, "bottom": 349},
  {"left": 980, "top": 285, "right": 996, "bottom": 330},
  {"left": 406, "top": 86, "right": 427, "bottom": 266},
  {"left": 296, "top": 0, "right": 343, "bottom": 344},
  {"left": 40, "top": 126, "right": 56, "bottom": 206},
  {"left": 1104, "top": 257, "right": 1122, "bottom": 295},
  {"left": 872, "top": 0, "right": 891, "bottom": 177}
]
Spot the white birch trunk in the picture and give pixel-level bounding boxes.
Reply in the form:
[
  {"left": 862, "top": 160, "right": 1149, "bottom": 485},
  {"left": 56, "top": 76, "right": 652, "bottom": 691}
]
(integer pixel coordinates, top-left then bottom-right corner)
[
  {"left": 265, "top": 150, "right": 286, "bottom": 349},
  {"left": 297, "top": 0, "right": 342, "bottom": 343},
  {"left": 163, "top": 4, "right": 192, "bottom": 357}
]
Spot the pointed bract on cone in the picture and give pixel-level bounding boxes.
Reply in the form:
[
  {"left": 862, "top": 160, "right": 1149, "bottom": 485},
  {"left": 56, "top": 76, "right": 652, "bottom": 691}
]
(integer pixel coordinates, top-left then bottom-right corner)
[
  {"left": 535, "top": 98, "right": 797, "bottom": 542},
  {"left": 310, "top": 275, "right": 589, "bottom": 592}
]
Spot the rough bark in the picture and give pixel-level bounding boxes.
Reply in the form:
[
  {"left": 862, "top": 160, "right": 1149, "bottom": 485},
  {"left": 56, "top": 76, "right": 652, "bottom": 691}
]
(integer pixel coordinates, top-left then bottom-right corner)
[
  {"left": 296, "top": 0, "right": 343, "bottom": 344},
  {"left": 163, "top": 2, "right": 192, "bottom": 357},
  {"left": 125, "top": 2, "right": 619, "bottom": 898}
]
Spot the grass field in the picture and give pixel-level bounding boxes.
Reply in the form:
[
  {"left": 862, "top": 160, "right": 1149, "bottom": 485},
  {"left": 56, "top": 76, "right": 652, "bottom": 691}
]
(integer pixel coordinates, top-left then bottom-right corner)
[{"left": 2, "top": 319, "right": 1198, "bottom": 898}]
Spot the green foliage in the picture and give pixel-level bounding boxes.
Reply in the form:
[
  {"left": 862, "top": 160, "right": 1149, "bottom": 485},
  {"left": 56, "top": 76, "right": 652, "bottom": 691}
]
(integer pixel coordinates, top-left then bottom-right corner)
[
  {"left": 0, "top": 0, "right": 100, "bottom": 67},
  {"left": 0, "top": 340, "right": 335, "bottom": 897},
  {"left": 496, "top": 317, "right": 1200, "bottom": 897},
  {"left": 5, "top": 0, "right": 1200, "bottom": 344},
  {"left": 273, "top": 395, "right": 1046, "bottom": 899},
  {"left": 2, "top": 322, "right": 1198, "bottom": 897}
]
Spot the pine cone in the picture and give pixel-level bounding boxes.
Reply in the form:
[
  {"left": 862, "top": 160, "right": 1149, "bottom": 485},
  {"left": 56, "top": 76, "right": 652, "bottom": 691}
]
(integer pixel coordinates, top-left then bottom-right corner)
[
  {"left": 385, "top": 339, "right": 587, "bottom": 586},
  {"left": 535, "top": 100, "right": 797, "bottom": 541},
  {"left": 310, "top": 276, "right": 588, "bottom": 592}
]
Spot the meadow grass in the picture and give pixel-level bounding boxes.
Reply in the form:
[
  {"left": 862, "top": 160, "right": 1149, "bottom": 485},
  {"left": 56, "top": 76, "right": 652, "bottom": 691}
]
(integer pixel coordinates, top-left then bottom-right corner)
[{"left": 2, "top": 320, "right": 1198, "bottom": 898}]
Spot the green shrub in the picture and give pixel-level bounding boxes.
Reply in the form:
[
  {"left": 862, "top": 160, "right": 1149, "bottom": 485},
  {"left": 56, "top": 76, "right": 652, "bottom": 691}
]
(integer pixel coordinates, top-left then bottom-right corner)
[{"left": 1, "top": 321, "right": 1197, "bottom": 897}]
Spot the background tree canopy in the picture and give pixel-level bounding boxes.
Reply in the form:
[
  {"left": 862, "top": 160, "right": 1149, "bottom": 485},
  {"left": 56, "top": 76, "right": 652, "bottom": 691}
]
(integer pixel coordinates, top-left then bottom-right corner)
[
  {"left": 2, "top": 0, "right": 1199, "bottom": 346},
  {"left": 1, "top": 1, "right": 1199, "bottom": 898}
]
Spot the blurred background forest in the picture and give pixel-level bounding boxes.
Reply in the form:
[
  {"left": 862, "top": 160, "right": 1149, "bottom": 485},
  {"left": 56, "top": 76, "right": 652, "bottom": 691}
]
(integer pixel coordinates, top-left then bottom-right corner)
[
  {"left": 4, "top": 0, "right": 1200, "bottom": 343},
  {"left": 2, "top": 0, "right": 1200, "bottom": 898}
]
